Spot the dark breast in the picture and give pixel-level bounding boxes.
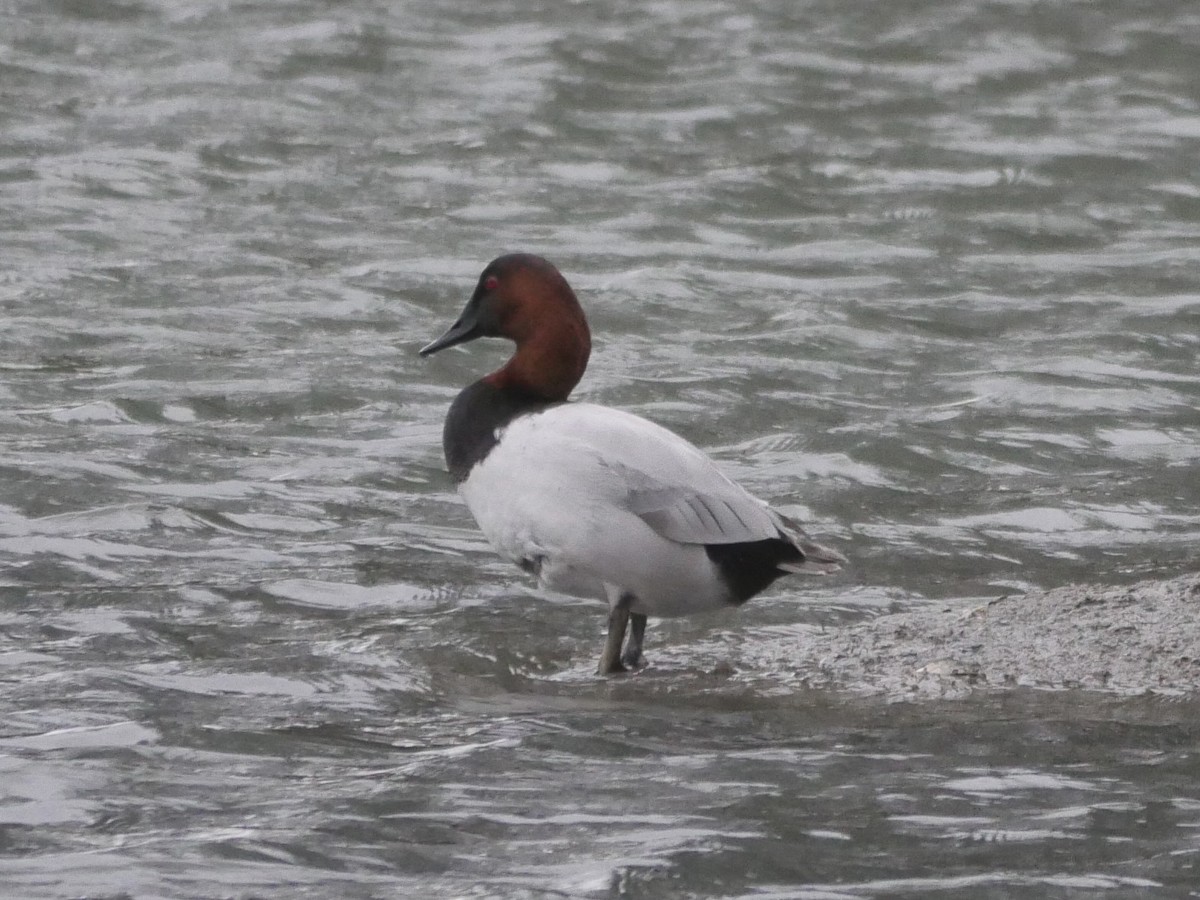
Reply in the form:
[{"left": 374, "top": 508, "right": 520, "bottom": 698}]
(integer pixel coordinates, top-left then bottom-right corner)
[{"left": 443, "top": 379, "right": 555, "bottom": 483}]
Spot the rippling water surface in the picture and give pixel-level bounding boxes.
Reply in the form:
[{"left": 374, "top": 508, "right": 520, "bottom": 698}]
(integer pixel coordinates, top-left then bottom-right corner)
[{"left": 3, "top": 0, "right": 1200, "bottom": 896}]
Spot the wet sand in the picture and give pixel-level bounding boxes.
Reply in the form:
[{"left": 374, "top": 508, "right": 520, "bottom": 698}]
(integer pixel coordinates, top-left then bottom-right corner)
[{"left": 812, "top": 573, "right": 1200, "bottom": 699}]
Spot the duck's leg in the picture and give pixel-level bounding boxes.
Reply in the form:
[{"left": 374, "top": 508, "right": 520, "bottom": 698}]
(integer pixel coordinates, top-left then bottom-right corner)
[
  {"left": 598, "top": 591, "right": 634, "bottom": 675},
  {"left": 621, "top": 613, "right": 648, "bottom": 670}
]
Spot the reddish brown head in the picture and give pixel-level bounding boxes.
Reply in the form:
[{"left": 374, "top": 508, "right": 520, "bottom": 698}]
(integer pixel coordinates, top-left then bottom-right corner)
[{"left": 420, "top": 254, "right": 591, "bottom": 402}]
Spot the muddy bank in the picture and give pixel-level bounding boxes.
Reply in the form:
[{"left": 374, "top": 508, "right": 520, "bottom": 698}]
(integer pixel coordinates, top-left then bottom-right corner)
[{"left": 806, "top": 573, "right": 1200, "bottom": 698}]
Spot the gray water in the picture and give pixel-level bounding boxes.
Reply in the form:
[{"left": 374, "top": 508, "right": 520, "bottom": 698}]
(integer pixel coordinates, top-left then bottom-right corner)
[{"left": 3, "top": 0, "right": 1200, "bottom": 897}]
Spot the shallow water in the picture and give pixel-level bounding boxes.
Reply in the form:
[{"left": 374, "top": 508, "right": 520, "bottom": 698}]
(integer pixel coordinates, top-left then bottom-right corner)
[{"left": 3, "top": 0, "right": 1200, "bottom": 896}]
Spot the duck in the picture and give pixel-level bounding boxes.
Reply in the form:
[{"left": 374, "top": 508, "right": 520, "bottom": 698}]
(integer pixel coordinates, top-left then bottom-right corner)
[{"left": 420, "top": 253, "right": 845, "bottom": 675}]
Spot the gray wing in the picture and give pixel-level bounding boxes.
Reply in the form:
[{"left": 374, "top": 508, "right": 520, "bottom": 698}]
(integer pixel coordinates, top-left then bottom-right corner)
[
  {"left": 627, "top": 478, "right": 846, "bottom": 569},
  {"left": 615, "top": 463, "right": 782, "bottom": 546},
  {"left": 525, "top": 403, "right": 828, "bottom": 551}
]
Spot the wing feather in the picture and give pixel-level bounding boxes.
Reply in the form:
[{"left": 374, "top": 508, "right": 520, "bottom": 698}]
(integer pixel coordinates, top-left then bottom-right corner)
[{"left": 535, "top": 405, "right": 785, "bottom": 546}]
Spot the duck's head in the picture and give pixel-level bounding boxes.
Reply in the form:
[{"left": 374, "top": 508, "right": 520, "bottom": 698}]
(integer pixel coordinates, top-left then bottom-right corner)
[{"left": 421, "top": 253, "right": 591, "bottom": 402}]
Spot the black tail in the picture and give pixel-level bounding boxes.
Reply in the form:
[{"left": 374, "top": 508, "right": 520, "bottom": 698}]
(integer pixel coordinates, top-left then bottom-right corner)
[
  {"left": 706, "top": 515, "right": 845, "bottom": 605},
  {"left": 705, "top": 537, "right": 805, "bottom": 605}
]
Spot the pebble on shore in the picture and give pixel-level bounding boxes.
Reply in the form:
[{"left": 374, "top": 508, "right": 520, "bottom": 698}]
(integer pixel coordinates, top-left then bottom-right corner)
[{"left": 814, "top": 573, "right": 1200, "bottom": 698}]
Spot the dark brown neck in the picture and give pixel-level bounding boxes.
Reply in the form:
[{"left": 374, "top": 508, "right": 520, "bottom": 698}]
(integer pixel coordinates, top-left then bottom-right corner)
[{"left": 484, "top": 320, "right": 590, "bottom": 402}]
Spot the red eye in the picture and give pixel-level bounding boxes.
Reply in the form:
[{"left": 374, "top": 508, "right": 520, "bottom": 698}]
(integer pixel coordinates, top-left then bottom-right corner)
[{"left": 484, "top": 275, "right": 499, "bottom": 291}]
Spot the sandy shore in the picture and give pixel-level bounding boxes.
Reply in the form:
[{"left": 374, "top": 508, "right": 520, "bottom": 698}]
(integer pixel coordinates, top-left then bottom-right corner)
[{"left": 810, "top": 573, "right": 1200, "bottom": 698}]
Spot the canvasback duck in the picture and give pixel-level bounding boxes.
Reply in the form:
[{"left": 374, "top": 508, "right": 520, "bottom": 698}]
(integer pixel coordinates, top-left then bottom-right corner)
[{"left": 421, "top": 253, "right": 845, "bottom": 675}]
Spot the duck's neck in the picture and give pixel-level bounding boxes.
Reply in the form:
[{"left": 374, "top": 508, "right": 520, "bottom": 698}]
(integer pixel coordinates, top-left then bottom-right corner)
[{"left": 484, "top": 320, "right": 590, "bottom": 403}]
